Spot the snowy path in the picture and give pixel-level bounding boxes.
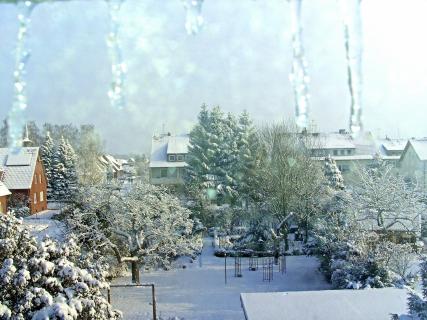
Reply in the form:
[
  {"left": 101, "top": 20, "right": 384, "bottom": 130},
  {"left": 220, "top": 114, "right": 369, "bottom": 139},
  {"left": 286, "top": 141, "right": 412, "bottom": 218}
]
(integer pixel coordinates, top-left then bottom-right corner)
[{"left": 112, "top": 238, "right": 331, "bottom": 320}]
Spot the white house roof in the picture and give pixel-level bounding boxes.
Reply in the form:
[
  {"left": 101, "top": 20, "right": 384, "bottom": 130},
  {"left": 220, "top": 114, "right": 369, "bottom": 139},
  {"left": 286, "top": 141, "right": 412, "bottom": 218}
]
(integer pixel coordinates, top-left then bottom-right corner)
[
  {"left": 150, "top": 134, "right": 189, "bottom": 168},
  {"left": 0, "top": 182, "right": 11, "bottom": 197},
  {"left": 167, "top": 135, "right": 189, "bottom": 154},
  {"left": 409, "top": 139, "right": 427, "bottom": 161},
  {"left": 380, "top": 139, "right": 407, "bottom": 152},
  {"left": 0, "top": 147, "right": 39, "bottom": 190},
  {"left": 241, "top": 288, "right": 408, "bottom": 320},
  {"left": 311, "top": 133, "right": 356, "bottom": 150}
]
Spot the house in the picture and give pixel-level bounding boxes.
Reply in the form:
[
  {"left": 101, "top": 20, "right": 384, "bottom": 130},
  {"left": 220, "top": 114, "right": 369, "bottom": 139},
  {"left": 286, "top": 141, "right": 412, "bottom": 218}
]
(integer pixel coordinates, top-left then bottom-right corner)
[
  {"left": 0, "top": 147, "right": 48, "bottom": 214},
  {"left": 149, "top": 133, "right": 189, "bottom": 185},
  {"left": 309, "top": 131, "right": 402, "bottom": 183},
  {"left": 240, "top": 288, "right": 408, "bottom": 320},
  {"left": 399, "top": 138, "right": 427, "bottom": 192},
  {"left": 0, "top": 181, "right": 11, "bottom": 213},
  {"left": 98, "top": 154, "right": 124, "bottom": 180}
]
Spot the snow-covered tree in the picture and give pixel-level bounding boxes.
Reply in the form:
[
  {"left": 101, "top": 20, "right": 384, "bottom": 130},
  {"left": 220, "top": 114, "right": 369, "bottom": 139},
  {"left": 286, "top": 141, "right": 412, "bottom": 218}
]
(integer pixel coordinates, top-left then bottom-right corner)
[
  {"left": 51, "top": 138, "right": 67, "bottom": 201},
  {"left": 407, "top": 258, "right": 427, "bottom": 319},
  {"left": 40, "top": 132, "right": 55, "bottom": 199},
  {"left": 67, "top": 182, "right": 201, "bottom": 283},
  {"left": 77, "top": 127, "right": 104, "bottom": 186},
  {"left": 187, "top": 105, "right": 241, "bottom": 205},
  {"left": 353, "top": 157, "right": 425, "bottom": 233},
  {"left": 60, "top": 138, "right": 78, "bottom": 201},
  {"left": 0, "top": 213, "right": 121, "bottom": 319},
  {"left": 234, "top": 110, "right": 261, "bottom": 206},
  {"left": 324, "top": 155, "right": 344, "bottom": 190}
]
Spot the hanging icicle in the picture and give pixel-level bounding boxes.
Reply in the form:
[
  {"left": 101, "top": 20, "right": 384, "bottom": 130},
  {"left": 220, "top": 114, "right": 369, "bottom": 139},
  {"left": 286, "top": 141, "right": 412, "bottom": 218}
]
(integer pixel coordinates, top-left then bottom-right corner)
[
  {"left": 8, "top": 0, "right": 35, "bottom": 149},
  {"left": 340, "top": 0, "right": 363, "bottom": 136},
  {"left": 107, "top": 0, "right": 126, "bottom": 110},
  {"left": 288, "top": 0, "right": 310, "bottom": 130},
  {"left": 182, "top": 0, "right": 204, "bottom": 35}
]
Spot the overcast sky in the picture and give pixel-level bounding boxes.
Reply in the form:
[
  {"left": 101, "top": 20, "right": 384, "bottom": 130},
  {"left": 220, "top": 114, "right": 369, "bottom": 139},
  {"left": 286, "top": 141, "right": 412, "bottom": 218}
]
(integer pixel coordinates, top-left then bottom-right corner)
[{"left": 1, "top": 0, "right": 426, "bottom": 154}]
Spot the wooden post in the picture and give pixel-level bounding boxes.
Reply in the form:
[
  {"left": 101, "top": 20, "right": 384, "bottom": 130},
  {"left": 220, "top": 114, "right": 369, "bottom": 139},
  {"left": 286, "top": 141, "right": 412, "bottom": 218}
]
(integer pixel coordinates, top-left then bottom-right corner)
[
  {"left": 151, "top": 284, "right": 157, "bottom": 320},
  {"left": 107, "top": 288, "right": 111, "bottom": 304},
  {"left": 224, "top": 253, "right": 227, "bottom": 285}
]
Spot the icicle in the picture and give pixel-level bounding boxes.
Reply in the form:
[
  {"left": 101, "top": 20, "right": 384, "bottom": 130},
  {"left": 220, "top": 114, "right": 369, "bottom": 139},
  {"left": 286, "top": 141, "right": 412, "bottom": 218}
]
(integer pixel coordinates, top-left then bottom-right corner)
[
  {"left": 106, "top": 0, "right": 126, "bottom": 110},
  {"left": 340, "top": 0, "right": 363, "bottom": 136},
  {"left": 288, "top": 0, "right": 310, "bottom": 130},
  {"left": 8, "top": 0, "right": 35, "bottom": 149},
  {"left": 182, "top": 0, "right": 204, "bottom": 35}
]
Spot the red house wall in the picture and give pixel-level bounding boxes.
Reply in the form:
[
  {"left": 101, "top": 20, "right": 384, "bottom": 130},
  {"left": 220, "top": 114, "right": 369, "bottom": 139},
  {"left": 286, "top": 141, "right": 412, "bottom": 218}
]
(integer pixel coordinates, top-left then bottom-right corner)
[{"left": 28, "top": 157, "right": 48, "bottom": 214}]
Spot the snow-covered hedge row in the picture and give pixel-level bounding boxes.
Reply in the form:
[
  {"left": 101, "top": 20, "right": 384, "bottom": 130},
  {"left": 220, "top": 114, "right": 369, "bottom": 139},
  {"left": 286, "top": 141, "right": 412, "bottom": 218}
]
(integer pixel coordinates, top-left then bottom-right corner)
[{"left": 0, "top": 213, "right": 121, "bottom": 319}]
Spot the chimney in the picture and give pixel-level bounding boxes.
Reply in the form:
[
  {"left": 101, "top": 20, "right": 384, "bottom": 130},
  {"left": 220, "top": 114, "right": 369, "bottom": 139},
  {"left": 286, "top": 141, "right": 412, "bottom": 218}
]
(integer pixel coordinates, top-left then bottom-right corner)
[{"left": 22, "top": 123, "right": 32, "bottom": 147}]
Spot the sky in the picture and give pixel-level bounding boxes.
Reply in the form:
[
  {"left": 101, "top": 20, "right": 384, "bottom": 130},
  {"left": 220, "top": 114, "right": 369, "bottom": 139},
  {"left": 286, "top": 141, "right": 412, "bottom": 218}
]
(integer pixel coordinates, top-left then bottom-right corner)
[{"left": 0, "top": 0, "right": 427, "bottom": 154}]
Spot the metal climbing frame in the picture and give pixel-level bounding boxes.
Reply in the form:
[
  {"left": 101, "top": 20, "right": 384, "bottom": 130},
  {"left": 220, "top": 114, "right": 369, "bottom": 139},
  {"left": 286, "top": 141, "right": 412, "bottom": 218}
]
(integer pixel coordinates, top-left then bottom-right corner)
[
  {"left": 248, "top": 256, "right": 258, "bottom": 271},
  {"left": 279, "top": 255, "right": 287, "bottom": 274},
  {"left": 262, "top": 257, "right": 274, "bottom": 282},
  {"left": 234, "top": 256, "right": 242, "bottom": 277}
]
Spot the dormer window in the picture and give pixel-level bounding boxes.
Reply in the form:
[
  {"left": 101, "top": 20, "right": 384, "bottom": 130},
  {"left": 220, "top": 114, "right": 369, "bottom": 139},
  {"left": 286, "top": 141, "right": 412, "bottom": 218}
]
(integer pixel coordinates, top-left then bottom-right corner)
[
  {"left": 168, "top": 154, "right": 176, "bottom": 162},
  {"left": 177, "top": 154, "right": 184, "bottom": 162}
]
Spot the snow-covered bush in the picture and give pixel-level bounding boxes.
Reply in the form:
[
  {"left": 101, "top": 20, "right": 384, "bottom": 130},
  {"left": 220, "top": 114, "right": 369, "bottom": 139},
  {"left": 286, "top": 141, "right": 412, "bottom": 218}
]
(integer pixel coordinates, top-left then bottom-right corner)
[{"left": 0, "top": 213, "right": 121, "bottom": 319}]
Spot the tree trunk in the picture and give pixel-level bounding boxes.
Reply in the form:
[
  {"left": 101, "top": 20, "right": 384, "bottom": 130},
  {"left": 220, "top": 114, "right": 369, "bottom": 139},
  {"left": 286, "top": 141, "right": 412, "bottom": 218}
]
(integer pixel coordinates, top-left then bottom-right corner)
[{"left": 131, "top": 261, "right": 140, "bottom": 284}]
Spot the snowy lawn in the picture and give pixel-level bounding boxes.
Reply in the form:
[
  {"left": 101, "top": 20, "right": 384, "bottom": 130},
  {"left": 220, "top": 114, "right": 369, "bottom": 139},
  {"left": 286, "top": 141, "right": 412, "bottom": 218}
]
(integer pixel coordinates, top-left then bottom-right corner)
[
  {"left": 111, "top": 238, "right": 331, "bottom": 320},
  {"left": 22, "top": 210, "right": 65, "bottom": 241}
]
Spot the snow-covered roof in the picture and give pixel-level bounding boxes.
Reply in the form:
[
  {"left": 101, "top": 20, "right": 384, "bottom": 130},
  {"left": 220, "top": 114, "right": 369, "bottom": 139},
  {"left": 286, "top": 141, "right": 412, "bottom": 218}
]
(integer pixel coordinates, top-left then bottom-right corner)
[
  {"left": 380, "top": 139, "right": 407, "bottom": 152},
  {"left": 0, "top": 181, "right": 11, "bottom": 197},
  {"left": 150, "top": 134, "right": 189, "bottom": 168},
  {"left": 409, "top": 139, "right": 427, "bottom": 161},
  {"left": 167, "top": 135, "right": 189, "bottom": 154},
  {"left": 0, "top": 147, "right": 39, "bottom": 190},
  {"left": 241, "top": 288, "right": 408, "bottom": 320},
  {"left": 99, "top": 154, "right": 123, "bottom": 172},
  {"left": 311, "top": 133, "right": 356, "bottom": 150}
]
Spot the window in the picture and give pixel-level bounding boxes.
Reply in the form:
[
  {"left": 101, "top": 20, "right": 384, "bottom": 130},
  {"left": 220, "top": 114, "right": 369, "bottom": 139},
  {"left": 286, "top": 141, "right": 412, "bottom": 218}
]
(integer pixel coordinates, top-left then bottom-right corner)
[
  {"left": 168, "top": 154, "right": 176, "bottom": 162},
  {"left": 161, "top": 168, "right": 168, "bottom": 178},
  {"left": 340, "top": 150, "right": 345, "bottom": 155},
  {"left": 333, "top": 150, "right": 338, "bottom": 156},
  {"left": 39, "top": 174, "right": 42, "bottom": 184},
  {"left": 347, "top": 149, "right": 352, "bottom": 155},
  {"left": 40, "top": 191, "right": 44, "bottom": 202},
  {"left": 34, "top": 175, "right": 37, "bottom": 184},
  {"left": 177, "top": 154, "right": 184, "bottom": 161},
  {"left": 33, "top": 193, "right": 37, "bottom": 204}
]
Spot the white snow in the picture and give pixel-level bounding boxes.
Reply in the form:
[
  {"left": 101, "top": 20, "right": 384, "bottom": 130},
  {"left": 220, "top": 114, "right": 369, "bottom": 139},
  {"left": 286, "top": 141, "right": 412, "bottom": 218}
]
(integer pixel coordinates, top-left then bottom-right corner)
[
  {"left": 111, "top": 238, "right": 331, "bottom": 320},
  {"left": 241, "top": 288, "right": 408, "bottom": 320},
  {"left": 22, "top": 210, "right": 65, "bottom": 241}
]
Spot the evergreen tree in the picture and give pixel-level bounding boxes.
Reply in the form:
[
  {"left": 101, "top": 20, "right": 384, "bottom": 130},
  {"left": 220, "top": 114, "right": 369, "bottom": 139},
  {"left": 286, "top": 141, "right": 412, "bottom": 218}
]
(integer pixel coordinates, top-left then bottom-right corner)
[
  {"left": 408, "top": 258, "right": 427, "bottom": 319},
  {"left": 62, "top": 139, "right": 78, "bottom": 200},
  {"left": 187, "top": 105, "right": 239, "bottom": 204},
  {"left": 235, "top": 110, "right": 260, "bottom": 205},
  {"left": 51, "top": 137, "right": 67, "bottom": 201},
  {"left": 324, "top": 155, "right": 345, "bottom": 190},
  {"left": 40, "top": 132, "right": 55, "bottom": 199}
]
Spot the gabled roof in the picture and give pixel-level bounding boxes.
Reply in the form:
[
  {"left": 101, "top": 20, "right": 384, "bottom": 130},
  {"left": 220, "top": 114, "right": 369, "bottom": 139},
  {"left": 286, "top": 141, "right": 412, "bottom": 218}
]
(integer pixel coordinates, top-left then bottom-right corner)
[
  {"left": 311, "top": 133, "right": 356, "bottom": 150},
  {"left": 410, "top": 139, "right": 427, "bottom": 161},
  {"left": 0, "top": 147, "right": 39, "bottom": 190},
  {"left": 0, "top": 182, "right": 11, "bottom": 197},
  {"left": 400, "top": 139, "right": 427, "bottom": 162},
  {"left": 380, "top": 139, "right": 407, "bottom": 152}
]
